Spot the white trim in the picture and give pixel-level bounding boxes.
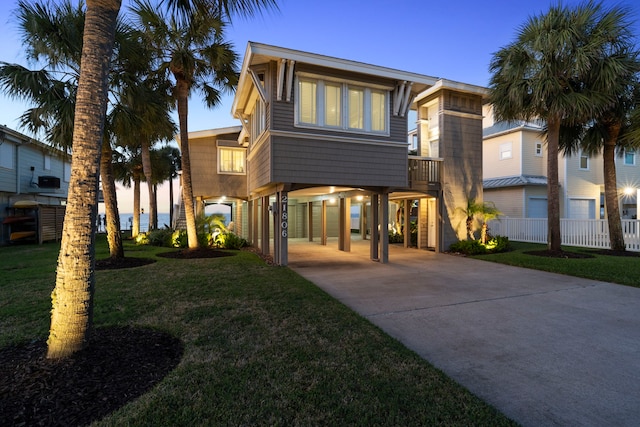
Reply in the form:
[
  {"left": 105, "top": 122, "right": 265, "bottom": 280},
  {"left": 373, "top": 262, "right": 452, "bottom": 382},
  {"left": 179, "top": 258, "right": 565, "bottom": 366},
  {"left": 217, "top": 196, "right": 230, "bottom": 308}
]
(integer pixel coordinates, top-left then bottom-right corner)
[
  {"left": 246, "top": 42, "right": 439, "bottom": 85},
  {"left": 285, "top": 60, "right": 295, "bottom": 102},
  {"left": 217, "top": 146, "right": 246, "bottom": 175},
  {"left": 269, "top": 129, "right": 404, "bottom": 147},
  {"left": 276, "top": 58, "right": 286, "bottom": 101}
]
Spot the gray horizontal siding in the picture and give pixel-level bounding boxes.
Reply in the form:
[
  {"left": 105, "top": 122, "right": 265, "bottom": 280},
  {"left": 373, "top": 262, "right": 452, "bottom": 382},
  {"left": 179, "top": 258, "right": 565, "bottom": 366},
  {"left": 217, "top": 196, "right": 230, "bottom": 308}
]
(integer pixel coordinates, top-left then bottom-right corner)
[{"left": 271, "top": 135, "right": 407, "bottom": 188}]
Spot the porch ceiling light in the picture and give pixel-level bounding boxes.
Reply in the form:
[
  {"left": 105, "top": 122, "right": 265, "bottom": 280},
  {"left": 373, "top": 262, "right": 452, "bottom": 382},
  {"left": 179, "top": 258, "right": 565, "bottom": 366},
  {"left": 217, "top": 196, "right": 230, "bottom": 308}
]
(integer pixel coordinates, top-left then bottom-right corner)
[{"left": 623, "top": 187, "right": 635, "bottom": 196}]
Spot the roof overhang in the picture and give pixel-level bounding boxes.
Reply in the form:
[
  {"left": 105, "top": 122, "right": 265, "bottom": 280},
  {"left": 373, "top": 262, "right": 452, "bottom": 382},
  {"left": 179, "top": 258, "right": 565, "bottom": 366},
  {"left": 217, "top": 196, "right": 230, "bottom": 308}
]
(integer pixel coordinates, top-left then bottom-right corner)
[
  {"left": 413, "top": 79, "right": 489, "bottom": 106},
  {"left": 232, "top": 41, "right": 440, "bottom": 118}
]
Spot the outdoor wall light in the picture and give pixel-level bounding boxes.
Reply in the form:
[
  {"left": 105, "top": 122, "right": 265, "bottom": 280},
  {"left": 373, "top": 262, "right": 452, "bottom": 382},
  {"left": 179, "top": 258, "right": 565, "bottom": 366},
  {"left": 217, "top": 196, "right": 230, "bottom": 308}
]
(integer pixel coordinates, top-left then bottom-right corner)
[{"left": 624, "top": 187, "right": 635, "bottom": 196}]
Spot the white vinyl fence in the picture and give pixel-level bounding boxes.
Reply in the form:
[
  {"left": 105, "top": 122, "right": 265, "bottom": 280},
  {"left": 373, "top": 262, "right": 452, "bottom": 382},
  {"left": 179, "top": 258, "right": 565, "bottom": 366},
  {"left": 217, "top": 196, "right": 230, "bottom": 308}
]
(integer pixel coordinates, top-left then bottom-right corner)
[{"left": 487, "top": 218, "right": 640, "bottom": 252}]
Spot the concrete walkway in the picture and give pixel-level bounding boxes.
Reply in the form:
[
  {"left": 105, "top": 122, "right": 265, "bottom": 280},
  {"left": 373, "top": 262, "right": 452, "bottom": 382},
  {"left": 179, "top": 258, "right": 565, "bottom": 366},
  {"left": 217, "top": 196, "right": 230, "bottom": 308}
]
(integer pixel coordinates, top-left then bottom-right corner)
[{"left": 287, "top": 239, "right": 640, "bottom": 427}]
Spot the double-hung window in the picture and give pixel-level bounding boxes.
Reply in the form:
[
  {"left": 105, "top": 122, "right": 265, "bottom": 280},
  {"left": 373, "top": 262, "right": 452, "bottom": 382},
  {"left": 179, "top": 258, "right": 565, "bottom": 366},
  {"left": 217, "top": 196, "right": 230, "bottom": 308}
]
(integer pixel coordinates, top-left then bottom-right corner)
[
  {"left": 297, "top": 75, "right": 388, "bottom": 134},
  {"left": 579, "top": 151, "right": 589, "bottom": 170},
  {"left": 218, "top": 147, "right": 246, "bottom": 174}
]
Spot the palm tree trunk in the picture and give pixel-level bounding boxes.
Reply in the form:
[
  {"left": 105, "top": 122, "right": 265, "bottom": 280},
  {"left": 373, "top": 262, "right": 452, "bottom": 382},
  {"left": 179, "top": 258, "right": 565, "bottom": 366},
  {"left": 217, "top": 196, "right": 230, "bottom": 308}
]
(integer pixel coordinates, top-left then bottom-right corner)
[
  {"left": 132, "top": 170, "right": 141, "bottom": 237},
  {"left": 47, "top": 0, "right": 121, "bottom": 359},
  {"left": 603, "top": 125, "right": 625, "bottom": 251},
  {"left": 100, "top": 139, "right": 124, "bottom": 258},
  {"left": 141, "top": 138, "right": 157, "bottom": 230},
  {"left": 169, "top": 174, "right": 174, "bottom": 228},
  {"left": 546, "top": 116, "right": 562, "bottom": 253},
  {"left": 176, "top": 78, "right": 199, "bottom": 248}
]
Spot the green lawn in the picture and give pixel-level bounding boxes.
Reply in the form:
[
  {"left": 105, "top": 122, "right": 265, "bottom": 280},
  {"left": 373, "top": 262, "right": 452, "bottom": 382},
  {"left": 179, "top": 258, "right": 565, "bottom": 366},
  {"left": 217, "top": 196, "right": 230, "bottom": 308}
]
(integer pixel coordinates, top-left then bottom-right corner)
[
  {"left": 473, "top": 241, "right": 640, "bottom": 287},
  {"left": 0, "top": 237, "right": 516, "bottom": 426}
]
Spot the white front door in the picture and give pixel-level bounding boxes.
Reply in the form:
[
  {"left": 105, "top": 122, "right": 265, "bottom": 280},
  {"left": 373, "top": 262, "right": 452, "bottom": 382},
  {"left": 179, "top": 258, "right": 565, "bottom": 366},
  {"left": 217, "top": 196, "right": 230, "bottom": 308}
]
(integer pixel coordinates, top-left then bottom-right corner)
[{"left": 428, "top": 198, "right": 436, "bottom": 248}]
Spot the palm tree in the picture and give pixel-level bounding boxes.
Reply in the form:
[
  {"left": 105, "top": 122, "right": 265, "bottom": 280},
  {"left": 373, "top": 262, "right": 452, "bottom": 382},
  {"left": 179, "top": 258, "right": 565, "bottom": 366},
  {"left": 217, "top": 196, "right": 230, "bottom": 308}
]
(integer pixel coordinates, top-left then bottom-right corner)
[
  {"left": 457, "top": 198, "right": 484, "bottom": 241},
  {"left": 151, "top": 145, "right": 182, "bottom": 226},
  {"left": 488, "top": 2, "right": 627, "bottom": 253},
  {"left": 132, "top": 0, "right": 240, "bottom": 249},
  {"left": 113, "top": 146, "right": 144, "bottom": 236},
  {"left": 0, "top": 0, "right": 152, "bottom": 260},
  {"left": 562, "top": 80, "right": 640, "bottom": 252},
  {"left": 12, "top": 0, "right": 275, "bottom": 359},
  {"left": 479, "top": 202, "right": 501, "bottom": 245}
]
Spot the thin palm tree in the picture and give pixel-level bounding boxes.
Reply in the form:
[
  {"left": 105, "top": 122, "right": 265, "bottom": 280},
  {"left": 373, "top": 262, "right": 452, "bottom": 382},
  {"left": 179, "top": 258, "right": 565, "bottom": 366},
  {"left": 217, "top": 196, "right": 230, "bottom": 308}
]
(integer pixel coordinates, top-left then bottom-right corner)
[
  {"left": 132, "top": 0, "right": 240, "bottom": 249},
  {"left": 489, "top": 1, "right": 626, "bottom": 253},
  {"left": 457, "top": 197, "right": 484, "bottom": 241}
]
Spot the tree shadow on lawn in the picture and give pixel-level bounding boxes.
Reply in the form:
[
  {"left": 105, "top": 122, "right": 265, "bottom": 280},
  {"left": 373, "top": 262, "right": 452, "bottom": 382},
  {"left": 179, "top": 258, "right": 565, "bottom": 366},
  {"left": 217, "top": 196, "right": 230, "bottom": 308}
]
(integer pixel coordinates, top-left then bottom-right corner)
[{"left": 0, "top": 326, "right": 183, "bottom": 426}]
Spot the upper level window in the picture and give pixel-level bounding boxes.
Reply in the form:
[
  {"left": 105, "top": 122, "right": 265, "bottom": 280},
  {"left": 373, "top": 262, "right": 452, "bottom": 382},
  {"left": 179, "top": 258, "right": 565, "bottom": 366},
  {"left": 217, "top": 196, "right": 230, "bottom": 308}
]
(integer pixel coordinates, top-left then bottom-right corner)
[
  {"left": 0, "top": 141, "right": 14, "bottom": 169},
  {"left": 499, "top": 142, "right": 512, "bottom": 160},
  {"left": 535, "top": 142, "right": 542, "bottom": 156},
  {"left": 218, "top": 147, "right": 246, "bottom": 174},
  {"left": 297, "top": 75, "right": 388, "bottom": 134},
  {"left": 579, "top": 151, "right": 589, "bottom": 170},
  {"left": 44, "top": 153, "right": 51, "bottom": 170},
  {"left": 624, "top": 149, "right": 636, "bottom": 166}
]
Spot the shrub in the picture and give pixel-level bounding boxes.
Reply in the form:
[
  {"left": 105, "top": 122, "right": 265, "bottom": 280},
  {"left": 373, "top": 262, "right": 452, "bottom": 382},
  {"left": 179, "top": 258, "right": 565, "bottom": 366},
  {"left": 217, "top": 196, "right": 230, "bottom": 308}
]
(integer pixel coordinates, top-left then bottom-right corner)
[
  {"left": 485, "top": 235, "right": 512, "bottom": 253},
  {"left": 449, "top": 235, "right": 512, "bottom": 255},
  {"left": 146, "top": 228, "right": 174, "bottom": 247},
  {"left": 171, "top": 230, "right": 188, "bottom": 248},
  {"left": 214, "top": 232, "right": 248, "bottom": 249},
  {"left": 449, "top": 239, "right": 487, "bottom": 255}
]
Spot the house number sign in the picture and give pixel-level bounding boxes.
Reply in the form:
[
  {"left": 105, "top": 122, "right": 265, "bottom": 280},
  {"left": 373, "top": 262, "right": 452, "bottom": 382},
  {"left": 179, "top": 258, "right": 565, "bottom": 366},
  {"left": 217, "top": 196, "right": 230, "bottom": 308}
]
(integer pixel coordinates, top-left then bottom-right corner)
[{"left": 281, "top": 195, "right": 288, "bottom": 238}]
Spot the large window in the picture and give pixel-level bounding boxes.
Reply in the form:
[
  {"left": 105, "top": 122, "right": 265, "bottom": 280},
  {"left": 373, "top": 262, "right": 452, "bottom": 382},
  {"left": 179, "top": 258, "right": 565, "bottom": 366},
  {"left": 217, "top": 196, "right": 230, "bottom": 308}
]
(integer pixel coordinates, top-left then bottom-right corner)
[
  {"left": 297, "top": 76, "right": 388, "bottom": 134},
  {"left": 218, "top": 147, "right": 246, "bottom": 174}
]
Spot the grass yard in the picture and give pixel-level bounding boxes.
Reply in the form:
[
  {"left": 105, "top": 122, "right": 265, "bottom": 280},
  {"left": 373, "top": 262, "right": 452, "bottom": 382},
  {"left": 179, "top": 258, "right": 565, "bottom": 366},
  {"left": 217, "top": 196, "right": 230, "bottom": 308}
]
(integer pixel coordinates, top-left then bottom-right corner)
[
  {"left": 0, "top": 236, "right": 516, "bottom": 426},
  {"left": 473, "top": 241, "right": 640, "bottom": 288}
]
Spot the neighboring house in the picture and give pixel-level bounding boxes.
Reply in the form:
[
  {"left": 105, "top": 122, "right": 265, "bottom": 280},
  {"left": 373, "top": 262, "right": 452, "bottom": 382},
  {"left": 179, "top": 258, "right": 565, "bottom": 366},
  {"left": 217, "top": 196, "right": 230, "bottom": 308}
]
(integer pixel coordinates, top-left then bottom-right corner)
[
  {"left": 482, "top": 105, "right": 640, "bottom": 220},
  {"left": 186, "top": 42, "right": 487, "bottom": 265},
  {"left": 0, "top": 125, "right": 70, "bottom": 244}
]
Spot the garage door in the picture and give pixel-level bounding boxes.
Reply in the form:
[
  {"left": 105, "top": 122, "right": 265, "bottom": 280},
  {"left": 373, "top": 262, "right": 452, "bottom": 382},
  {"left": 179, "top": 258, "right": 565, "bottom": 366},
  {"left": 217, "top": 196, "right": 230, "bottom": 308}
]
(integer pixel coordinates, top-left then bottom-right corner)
[
  {"left": 569, "top": 199, "right": 595, "bottom": 219},
  {"left": 527, "top": 198, "right": 547, "bottom": 218}
]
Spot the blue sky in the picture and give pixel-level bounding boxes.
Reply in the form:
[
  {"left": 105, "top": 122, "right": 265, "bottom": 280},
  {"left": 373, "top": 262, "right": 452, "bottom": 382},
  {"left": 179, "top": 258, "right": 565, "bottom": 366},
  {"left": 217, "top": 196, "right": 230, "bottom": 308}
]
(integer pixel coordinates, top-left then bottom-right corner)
[{"left": 1, "top": 0, "right": 639, "bottom": 212}]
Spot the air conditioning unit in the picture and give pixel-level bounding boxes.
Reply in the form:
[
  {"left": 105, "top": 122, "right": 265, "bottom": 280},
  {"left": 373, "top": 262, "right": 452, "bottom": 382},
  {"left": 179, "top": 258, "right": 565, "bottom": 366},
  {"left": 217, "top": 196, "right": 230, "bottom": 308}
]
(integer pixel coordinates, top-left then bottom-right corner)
[{"left": 38, "top": 176, "right": 61, "bottom": 189}]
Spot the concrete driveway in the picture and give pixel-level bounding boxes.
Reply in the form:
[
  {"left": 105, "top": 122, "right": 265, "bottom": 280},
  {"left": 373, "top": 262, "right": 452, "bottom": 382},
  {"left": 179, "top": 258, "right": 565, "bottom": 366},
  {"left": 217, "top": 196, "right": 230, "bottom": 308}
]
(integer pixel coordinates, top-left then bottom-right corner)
[{"left": 287, "top": 239, "right": 640, "bottom": 427}]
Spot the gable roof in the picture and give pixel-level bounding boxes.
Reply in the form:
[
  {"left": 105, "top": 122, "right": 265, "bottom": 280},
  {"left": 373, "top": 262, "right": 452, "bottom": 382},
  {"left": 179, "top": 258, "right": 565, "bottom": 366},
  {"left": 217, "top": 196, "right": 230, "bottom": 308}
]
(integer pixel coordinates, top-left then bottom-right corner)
[{"left": 232, "top": 41, "right": 440, "bottom": 118}]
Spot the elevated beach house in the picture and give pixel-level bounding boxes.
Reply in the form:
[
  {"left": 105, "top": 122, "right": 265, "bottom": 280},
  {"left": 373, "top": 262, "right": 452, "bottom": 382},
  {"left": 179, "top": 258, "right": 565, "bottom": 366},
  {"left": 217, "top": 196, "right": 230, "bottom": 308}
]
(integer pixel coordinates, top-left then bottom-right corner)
[
  {"left": 185, "top": 42, "right": 487, "bottom": 265},
  {"left": 0, "top": 125, "right": 69, "bottom": 244}
]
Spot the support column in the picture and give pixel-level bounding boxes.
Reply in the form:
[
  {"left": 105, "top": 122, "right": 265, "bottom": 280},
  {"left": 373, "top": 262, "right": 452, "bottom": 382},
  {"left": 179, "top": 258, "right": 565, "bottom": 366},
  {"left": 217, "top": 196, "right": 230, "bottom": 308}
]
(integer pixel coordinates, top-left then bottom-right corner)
[
  {"left": 321, "top": 199, "right": 327, "bottom": 246},
  {"left": 274, "top": 191, "right": 288, "bottom": 266},
  {"left": 361, "top": 202, "right": 367, "bottom": 240},
  {"left": 380, "top": 193, "right": 389, "bottom": 264},
  {"left": 261, "top": 196, "right": 270, "bottom": 256},
  {"left": 252, "top": 199, "right": 259, "bottom": 248},
  {"left": 403, "top": 199, "right": 411, "bottom": 248},
  {"left": 370, "top": 194, "right": 379, "bottom": 261},
  {"left": 308, "top": 201, "right": 314, "bottom": 242},
  {"left": 338, "top": 197, "right": 351, "bottom": 252}
]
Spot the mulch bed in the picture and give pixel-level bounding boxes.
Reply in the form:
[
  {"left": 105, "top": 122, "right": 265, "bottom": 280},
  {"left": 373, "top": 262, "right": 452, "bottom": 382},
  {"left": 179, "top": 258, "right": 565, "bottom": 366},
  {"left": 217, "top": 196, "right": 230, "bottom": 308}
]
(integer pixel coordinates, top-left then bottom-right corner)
[
  {"left": 588, "top": 249, "right": 640, "bottom": 257},
  {"left": 156, "top": 247, "right": 236, "bottom": 259},
  {"left": 0, "top": 326, "right": 183, "bottom": 427}
]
